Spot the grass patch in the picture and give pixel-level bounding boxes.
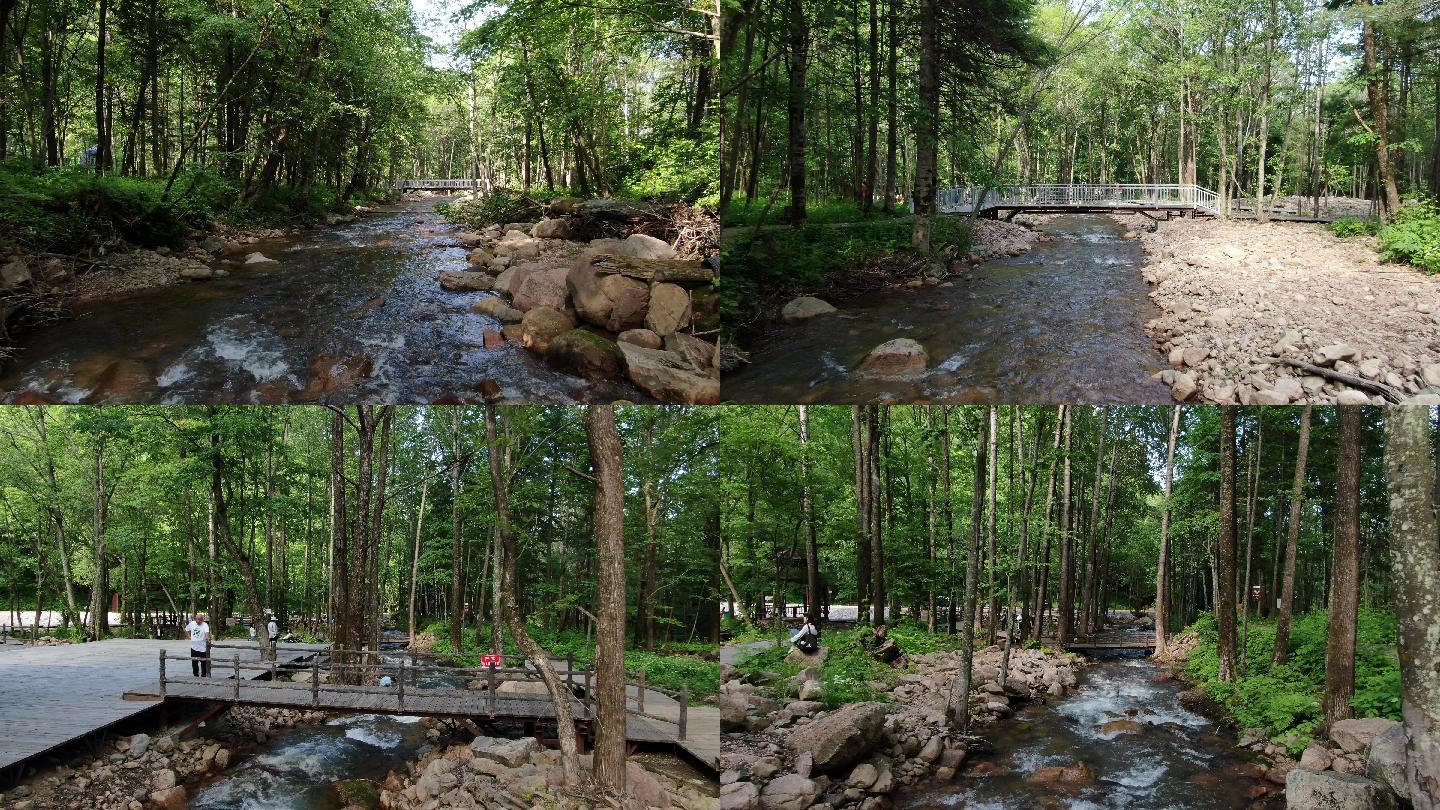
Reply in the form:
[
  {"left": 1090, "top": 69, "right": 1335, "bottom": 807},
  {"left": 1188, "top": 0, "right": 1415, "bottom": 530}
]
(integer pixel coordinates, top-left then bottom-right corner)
[
  {"left": 1330, "top": 217, "right": 1378, "bottom": 238},
  {"left": 1182, "top": 609, "right": 1400, "bottom": 754},
  {"left": 422, "top": 620, "right": 719, "bottom": 700},
  {"left": 723, "top": 198, "right": 906, "bottom": 228}
]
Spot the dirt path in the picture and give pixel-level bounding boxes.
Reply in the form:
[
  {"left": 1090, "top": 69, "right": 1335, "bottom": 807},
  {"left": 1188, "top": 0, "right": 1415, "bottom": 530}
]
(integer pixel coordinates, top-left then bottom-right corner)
[{"left": 1136, "top": 218, "right": 1440, "bottom": 404}]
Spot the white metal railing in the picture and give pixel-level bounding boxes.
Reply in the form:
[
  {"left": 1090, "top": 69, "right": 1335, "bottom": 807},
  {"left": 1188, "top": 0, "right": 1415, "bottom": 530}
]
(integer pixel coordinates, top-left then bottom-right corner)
[
  {"left": 392, "top": 179, "right": 482, "bottom": 190},
  {"left": 926, "top": 184, "right": 1220, "bottom": 216}
]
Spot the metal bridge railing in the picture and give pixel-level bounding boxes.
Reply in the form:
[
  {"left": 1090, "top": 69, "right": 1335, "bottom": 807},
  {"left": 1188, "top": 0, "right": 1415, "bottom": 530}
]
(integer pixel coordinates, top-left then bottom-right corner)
[
  {"left": 931, "top": 184, "right": 1220, "bottom": 215},
  {"left": 392, "top": 179, "right": 482, "bottom": 190}
]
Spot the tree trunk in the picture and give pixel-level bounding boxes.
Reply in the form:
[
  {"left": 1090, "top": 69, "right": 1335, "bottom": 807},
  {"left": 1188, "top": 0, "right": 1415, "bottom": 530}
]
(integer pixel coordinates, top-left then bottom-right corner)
[
  {"left": 1273, "top": 405, "right": 1312, "bottom": 667},
  {"left": 586, "top": 405, "right": 627, "bottom": 792},
  {"left": 1154, "top": 408, "right": 1181, "bottom": 655},
  {"left": 1382, "top": 406, "right": 1440, "bottom": 810},
  {"left": 1056, "top": 406, "right": 1075, "bottom": 649},
  {"left": 910, "top": 0, "right": 938, "bottom": 250},
  {"left": 1217, "top": 407, "right": 1239, "bottom": 683},
  {"left": 450, "top": 410, "right": 464, "bottom": 654},
  {"left": 408, "top": 484, "right": 428, "bottom": 646},
  {"left": 1323, "top": 406, "right": 1363, "bottom": 727},
  {"left": 1363, "top": 10, "right": 1402, "bottom": 218},
  {"left": 949, "top": 411, "right": 986, "bottom": 734},
  {"left": 800, "top": 406, "right": 820, "bottom": 614},
  {"left": 786, "top": 0, "right": 808, "bottom": 224}
]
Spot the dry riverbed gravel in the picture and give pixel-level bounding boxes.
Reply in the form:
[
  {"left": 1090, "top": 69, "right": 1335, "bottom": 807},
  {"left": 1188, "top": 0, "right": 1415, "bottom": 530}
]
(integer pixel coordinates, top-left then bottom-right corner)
[{"left": 1135, "top": 217, "right": 1440, "bottom": 404}]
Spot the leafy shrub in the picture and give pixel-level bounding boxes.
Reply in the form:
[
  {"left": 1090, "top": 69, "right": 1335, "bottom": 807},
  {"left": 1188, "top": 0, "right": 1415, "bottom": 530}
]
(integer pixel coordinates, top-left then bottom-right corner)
[
  {"left": 1379, "top": 201, "right": 1440, "bottom": 273},
  {"left": 437, "top": 188, "right": 544, "bottom": 228},
  {"left": 621, "top": 137, "right": 719, "bottom": 203},
  {"left": 1331, "top": 217, "right": 1377, "bottom": 237},
  {"left": 724, "top": 198, "right": 906, "bottom": 228}
]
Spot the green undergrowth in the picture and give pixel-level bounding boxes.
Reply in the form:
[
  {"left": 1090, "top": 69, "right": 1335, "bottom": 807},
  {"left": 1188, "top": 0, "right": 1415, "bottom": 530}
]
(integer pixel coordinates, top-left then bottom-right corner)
[
  {"left": 1378, "top": 201, "right": 1440, "bottom": 273},
  {"left": 1330, "top": 217, "right": 1378, "bottom": 237},
  {"left": 1182, "top": 609, "right": 1401, "bottom": 755},
  {"left": 0, "top": 161, "right": 367, "bottom": 253},
  {"left": 721, "top": 216, "right": 972, "bottom": 336},
  {"left": 722, "top": 198, "right": 906, "bottom": 228},
  {"left": 422, "top": 620, "right": 719, "bottom": 701}
]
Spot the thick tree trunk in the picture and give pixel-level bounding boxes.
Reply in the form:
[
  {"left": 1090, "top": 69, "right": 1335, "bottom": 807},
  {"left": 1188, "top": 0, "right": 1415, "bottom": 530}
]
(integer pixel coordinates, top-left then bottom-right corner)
[
  {"left": 1217, "top": 407, "right": 1239, "bottom": 682},
  {"left": 1273, "top": 405, "right": 1312, "bottom": 667},
  {"left": 450, "top": 410, "right": 464, "bottom": 654},
  {"left": 985, "top": 407, "right": 998, "bottom": 645},
  {"left": 949, "top": 411, "right": 986, "bottom": 733},
  {"left": 1324, "top": 406, "right": 1363, "bottom": 727},
  {"left": 1383, "top": 406, "right": 1440, "bottom": 810},
  {"left": 786, "top": 0, "right": 808, "bottom": 224},
  {"left": 910, "top": 0, "right": 938, "bottom": 250},
  {"left": 1363, "top": 12, "right": 1402, "bottom": 218},
  {"left": 407, "top": 484, "right": 427, "bottom": 646},
  {"left": 586, "top": 405, "right": 627, "bottom": 792},
  {"left": 800, "top": 406, "right": 820, "bottom": 614},
  {"left": 1056, "top": 407, "right": 1075, "bottom": 649}
]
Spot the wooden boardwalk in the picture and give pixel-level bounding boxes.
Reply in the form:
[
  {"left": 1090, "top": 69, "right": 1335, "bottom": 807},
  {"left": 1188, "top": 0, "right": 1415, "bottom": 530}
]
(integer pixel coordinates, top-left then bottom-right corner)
[{"left": 0, "top": 639, "right": 323, "bottom": 773}]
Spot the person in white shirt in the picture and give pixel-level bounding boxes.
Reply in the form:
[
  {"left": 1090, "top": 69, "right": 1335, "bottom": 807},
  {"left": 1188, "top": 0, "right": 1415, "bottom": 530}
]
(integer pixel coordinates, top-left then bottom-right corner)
[
  {"left": 790, "top": 613, "right": 820, "bottom": 653},
  {"left": 265, "top": 611, "right": 279, "bottom": 644},
  {"left": 184, "top": 612, "right": 212, "bottom": 677}
]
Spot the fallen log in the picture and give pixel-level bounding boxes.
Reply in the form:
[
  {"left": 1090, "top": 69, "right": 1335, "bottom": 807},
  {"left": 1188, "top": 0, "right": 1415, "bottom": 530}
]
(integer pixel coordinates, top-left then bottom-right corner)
[
  {"left": 1279, "top": 358, "right": 1404, "bottom": 403},
  {"left": 587, "top": 253, "right": 715, "bottom": 285}
]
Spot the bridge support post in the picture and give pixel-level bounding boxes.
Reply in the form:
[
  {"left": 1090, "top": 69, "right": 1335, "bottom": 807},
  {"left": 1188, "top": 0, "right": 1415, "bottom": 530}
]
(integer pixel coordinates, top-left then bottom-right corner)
[
  {"left": 409, "top": 652, "right": 416, "bottom": 687},
  {"left": 158, "top": 650, "right": 166, "bottom": 698},
  {"left": 637, "top": 670, "right": 645, "bottom": 713},
  {"left": 233, "top": 655, "right": 241, "bottom": 699},
  {"left": 397, "top": 660, "right": 405, "bottom": 710},
  {"left": 312, "top": 658, "right": 320, "bottom": 706},
  {"left": 584, "top": 670, "right": 592, "bottom": 719},
  {"left": 487, "top": 666, "right": 497, "bottom": 715},
  {"left": 565, "top": 653, "right": 573, "bottom": 692},
  {"left": 678, "top": 683, "right": 688, "bottom": 740}
]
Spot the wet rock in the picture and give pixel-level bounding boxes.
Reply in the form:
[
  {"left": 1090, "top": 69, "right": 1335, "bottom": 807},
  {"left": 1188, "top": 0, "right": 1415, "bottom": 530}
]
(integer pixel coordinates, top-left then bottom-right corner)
[
  {"left": 518, "top": 307, "right": 576, "bottom": 354},
  {"left": 857, "top": 338, "right": 927, "bottom": 376},
  {"left": 645, "top": 283, "right": 692, "bottom": 337},
  {"left": 438, "top": 271, "right": 493, "bottom": 291},
  {"left": 466, "top": 249, "right": 495, "bottom": 267},
  {"left": 784, "top": 701, "right": 888, "bottom": 773},
  {"left": 493, "top": 267, "right": 519, "bottom": 294},
  {"left": 1098, "top": 719, "right": 1143, "bottom": 736},
  {"left": 148, "top": 786, "right": 187, "bottom": 810},
  {"left": 617, "top": 342, "right": 719, "bottom": 404},
  {"left": 1286, "top": 769, "right": 1395, "bottom": 810},
  {"left": 759, "top": 774, "right": 818, "bottom": 810},
  {"left": 470, "top": 297, "right": 523, "bottom": 323},
  {"left": 1366, "top": 722, "right": 1410, "bottom": 803},
  {"left": 512, "top": 266, "right": 570, "bottom": 312},
  {"left": 618, "top": 328, "right": 663, "bottom": 350},
  {"left": 243, "top": 252, "right": 278, "bottom": 265},
  {"left": 213, "top": 748, "right": 230, "bottom": 769},
  {"left": 721, "top": 781, "right": 760, "bottom": 810},
  {"left": 456, "top": 232, "right": 486, "bottom": 249},
  {"left": 305, "top": 354, "right": 374, "bottom": 395},
  {"left": 1026, "top": 761, "right": 1097, "bottom": 792},
  {"left": 545, "top": 330, "right": 624, "bottom": 380},
  {"left": 531, "top": 218, "right": 569, "bottom": 239},
  {"left": 781, "top": 296, "right": 837, "bottom": 323},
  {"left": 617, "top": 233, "right": 677, "bottom": 261}
]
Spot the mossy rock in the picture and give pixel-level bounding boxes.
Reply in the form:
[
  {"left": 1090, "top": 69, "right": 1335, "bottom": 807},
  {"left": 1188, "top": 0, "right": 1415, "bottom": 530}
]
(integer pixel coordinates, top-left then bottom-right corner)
[
  {"left": 333, "top": 778, "right": 381, "bottom": 809},
  {"left": 545, "top": 329, "right": 623, "bottom": 380}
]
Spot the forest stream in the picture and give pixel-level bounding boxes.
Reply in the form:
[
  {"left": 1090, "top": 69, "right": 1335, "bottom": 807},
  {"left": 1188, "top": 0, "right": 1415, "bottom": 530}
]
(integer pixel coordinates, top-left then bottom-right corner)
[
  {"left": 723, "top": 215, "right": 1173, "bottom": 404},
  {"left": 0, "top": 198, "right": 644, "bottom": 404},
  {"left": 898, "top": 652, "right": 1267, "bottom": 810}
]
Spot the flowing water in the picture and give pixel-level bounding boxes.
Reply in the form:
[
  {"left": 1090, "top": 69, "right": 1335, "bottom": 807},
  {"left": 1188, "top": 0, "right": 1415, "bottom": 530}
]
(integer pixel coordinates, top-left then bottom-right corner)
[
  {"left": 0, "top": 199, "right": 642, "bottom": 403},
  {"left": 899, "top": 654, "right": 1266, "bottom": 810},
  {"left": 723, "top": 215, "right": 1172, "bottom": 404}
]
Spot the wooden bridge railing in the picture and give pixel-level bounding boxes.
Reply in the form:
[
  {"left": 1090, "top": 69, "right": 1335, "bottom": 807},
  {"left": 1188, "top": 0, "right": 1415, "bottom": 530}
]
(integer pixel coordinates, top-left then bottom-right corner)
[
  {"left": 154, "top": 645, "right": 691, "bottom": 740},
  {"left": 929, "top": 183, "right": 1221, "bottom": 216},
  {"left": 391, "top": 179, "right": 482, "bottom": 190}
]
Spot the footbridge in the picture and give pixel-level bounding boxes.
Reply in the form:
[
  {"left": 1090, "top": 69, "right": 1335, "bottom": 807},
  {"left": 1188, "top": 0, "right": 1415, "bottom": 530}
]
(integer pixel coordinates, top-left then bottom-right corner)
[
  {"left": 392, "top": 178, "right": 483, "bottom": 191},
  {"left": 931, "top": 184, "right": 1221, "bottom": 220},
  {"left": 120, "top": 644, "right": 717, "bottom": 769}
]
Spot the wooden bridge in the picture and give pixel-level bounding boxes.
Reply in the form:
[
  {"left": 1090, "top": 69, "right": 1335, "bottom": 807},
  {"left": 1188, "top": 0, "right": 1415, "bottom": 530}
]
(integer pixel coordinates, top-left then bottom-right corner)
[
  {"left": 392, "top": 178, "right": 482, "bottom": 191},
  {"left": 1045, "top": 627, "right": 1157, "bottom": 652},
  {"left": 930, "top": 184, "right": 1222, "bottom": 220}
]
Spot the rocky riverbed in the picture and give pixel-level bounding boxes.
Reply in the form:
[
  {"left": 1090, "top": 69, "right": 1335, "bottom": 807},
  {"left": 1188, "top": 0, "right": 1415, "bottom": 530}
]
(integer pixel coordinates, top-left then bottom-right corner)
[
  {"left": 1135, "top": 217, "right": 1440, "bottom": 404},
  {"left": 718, "top": 643, "right": 1084, "bottom": 810}
]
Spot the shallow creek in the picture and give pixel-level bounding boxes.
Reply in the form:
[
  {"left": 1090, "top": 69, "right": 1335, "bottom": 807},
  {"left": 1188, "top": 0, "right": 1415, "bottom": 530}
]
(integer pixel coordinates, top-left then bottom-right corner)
[
  {"left": 898, "top": 654, "right": 1266, "bottom": 809},
  {"left": 0, "top": 199, "right": 642, "bottom": 403},
  {"left": 723, "top": 215, "right": 1172, "bottom": 404}
]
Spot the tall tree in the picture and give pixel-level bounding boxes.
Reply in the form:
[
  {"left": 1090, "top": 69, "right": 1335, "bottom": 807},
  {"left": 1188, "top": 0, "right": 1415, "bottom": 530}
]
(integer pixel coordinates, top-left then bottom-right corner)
[
  {"left": 1324, "top": 405, "right": 1363, "bottom": 727},
  {"left": 1273, "top": 405, "right": 1313, "bottom": 667},
  {"left": 587, "top": 405, "right": 627, "bottom": 792},
  {"left": 1217, "top": 406, "right": 1238, "bottom": 683}
]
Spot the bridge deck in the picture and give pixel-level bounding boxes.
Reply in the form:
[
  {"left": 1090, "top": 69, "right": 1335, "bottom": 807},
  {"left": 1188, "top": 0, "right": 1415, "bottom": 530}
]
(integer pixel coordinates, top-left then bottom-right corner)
[{"left": 0, "top": 639, "right": 324, "bottom": 773}]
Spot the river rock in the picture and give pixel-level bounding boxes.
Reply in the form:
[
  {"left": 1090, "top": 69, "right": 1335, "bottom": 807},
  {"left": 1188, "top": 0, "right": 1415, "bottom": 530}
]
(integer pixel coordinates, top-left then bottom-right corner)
[
  {"left": 568, "top": 262, "right": 649, "bottom": 331},
  {"left": 721, "top": 694, "right": 749, "bottom": 732},
  {"left": 152, "top": 770, "right": 176, "bottom": 791},
  {"left": 784, "top": 701, "right": 887, "bottom": 773},
  {"left": 1027, "top": 761, "right": 1097, "bottom": 791},
  {"left": 512, "top": 266, "right": 569, "bottom": 312},
  {"left": 857, "top": 338, "right": 927, "bottom": 376},
  {"left": 493, "top": 266, "right": 520, "bottom": 294},
  {"left": 759, "top": 774, "right": 818, "bottom": 810},
  {"left": 1172, "top": 372, "right": 1198, "bottom": 402},
  {"left": 617, "top": 233, "right": 677, "bottom": 261},
  {"left": 470, "top": 735, "right": 540, "bottom": 768},
  {"left": 148, "top": 786, "right": 186, "bottom": 810},
  {"left": 128, "top": 734, "right": 151, "bottom": 757},
  {"left": 1336, "top": 389, "right": 1373, "bottom": 405},
  {"left": 1331, "top": 718, "right": 1400, "bottom": 754},
  {"left": 1098, "top": 719, "right": 1143, "bottom": 736},
  {"left": 0, "top": 258, "right": 31, "bottom": 288},
  {"left": 848, "top": 762, "right": 878, "bottom": 789},
  {"left": 1286, "top": 769, "right": 1395, "bottom": 810},
  {"left": 244, "top": 252, "right": 278, "bottom": 265},
  {"left": 531, "top": 218, "right": 569, "bottom": 239},
  {"left": 645, "top": 283, "right": 691, "bottom": 337},
  {"left": 797, "top": 679, "right": 823, "bottom": 701},
  {"left": 1299, "top": 743, "right": 1333, "bottom": 772},
  {"left": 665, "top": 332, "right": 718, "bottom": 372},
  {"left": 471, "top": 297, "right": 523, "bottom": 323},
  {"left": 618, "top": 328, "right": 663, "bottom": 349},
  {"left": 439, "top": 271, "right": 493, "bottom": 291},
  {"left": 617, "top": 343, "right": 718, "bottom": 404},
  {"left": 781, "top": 296, "right": 837, "bottom": 323},
  {"left": 456, "top": 232, "right": 486, "bottom": 249},
  {"left": 722, "top": 780, "right": 760, "bottom": 810},
  {"left": 519, "top": 307, "right": 576, "bottom": 354},
  {"left": 546, "top": 330, "right": 624, "bottom": 380},
  {"left": 1316, "top": 344, "right": 1360, "bottom": 366},
  {"left": 213, "top": 748, "right": 230, "bottom": 769},
  {"left": 466, "top": 249, "right": 494, "bottom": 267},
  {"left": 1366, "top": 722, "right": 1410, "bottom": 803}
]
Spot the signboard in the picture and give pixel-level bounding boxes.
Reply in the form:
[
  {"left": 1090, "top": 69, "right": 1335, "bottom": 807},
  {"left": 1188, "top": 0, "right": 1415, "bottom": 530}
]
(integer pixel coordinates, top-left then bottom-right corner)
[
  {"left": 480, "top": 654, "right": 502, "bottom": 669},
  {"left": 1250, "top": 585, "right": 1264, "bottom": 602}
]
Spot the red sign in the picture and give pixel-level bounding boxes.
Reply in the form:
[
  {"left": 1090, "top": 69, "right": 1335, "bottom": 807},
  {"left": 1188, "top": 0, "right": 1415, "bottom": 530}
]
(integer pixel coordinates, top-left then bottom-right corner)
[{"left": 480, "top": 654, "right": 502, "bottom": 668}]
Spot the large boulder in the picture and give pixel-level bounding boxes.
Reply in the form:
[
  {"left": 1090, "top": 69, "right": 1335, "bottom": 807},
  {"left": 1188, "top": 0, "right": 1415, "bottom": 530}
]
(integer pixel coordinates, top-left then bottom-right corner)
[
  {"left": 781, "top": 296, "right": 836, "bottom": 323},
  {"left": 519, "top": 307, "right": 576, "bottom": 354},
  {"left": 545, "top": 330, "right": 624, "bottom": 380},
  {"left": 618, "top": 328, "right": 663, "bottom": 350},
  {"left": 721, "top": 694, "right": 749, "bottom": 732},
  {"left": 438, "top": 271, "right": 493, "bottom": 291},
  {"left": 1331, "top": 718, "right": 1401, "bottom": 754},
  {"left": 759, "top": 774, "right": 818, "bottom": 810},
  {"left": 665, "top": 332, "right": 718, "bottom": 372},
  {"left": 1, "top": 259, "right": 33, "bottom": 288},
  {"left": 645, "top": 283, "right": 691, "bottom": 337},
  {"left": 471, "top": 297, "right": 523, "bottom": 323},
  {"left": 568, "top": 261, "right": 650, "bottom": 332},
  {"left": 1286, "top": 769, "right": 1396, "bottom": 810},
  {"left": 148, "top": 787, "right": 187, "bottom": 810},
  {"left": 470, "top": 735, "right": 540, "bottom": 768},
  {"left": 617, "top": 343, "right": 719, "bottom": 404},
  {"left": 531, "top": 218, "right": 569, "bottom": 239},
  {"left": 857, "top": 338, "right": 927, "bottom": 376},
  {"left": 721, "top": 781, "right": 760, "bottom": 810},
  {"left": 617, "top": 233, "right": 677, "bottom": 261},
  {"left": 783, "top": 701, "right": 887, "bottom": 773},
  {"left": 1365, "top": 722, "right": 1410, "bottom": 803},
  {"left": 512, "top": 266, "right": 570, "bottom": 312}
]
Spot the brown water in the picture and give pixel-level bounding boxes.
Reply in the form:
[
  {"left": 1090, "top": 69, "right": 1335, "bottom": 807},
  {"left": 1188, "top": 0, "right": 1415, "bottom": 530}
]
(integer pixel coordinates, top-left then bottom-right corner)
[
  {"left": 899, "top": 654, "right": 1269, "bottom": 810},
  {"left": 723, "top": 215, "right": 1172, "bottom": 404},
  {"left": 0, "top": 199, "right": 643, "bottom": 403}
]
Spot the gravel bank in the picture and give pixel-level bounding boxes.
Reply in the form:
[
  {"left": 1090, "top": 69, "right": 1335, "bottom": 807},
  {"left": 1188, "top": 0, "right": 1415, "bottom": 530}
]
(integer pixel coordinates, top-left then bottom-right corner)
[{"left": 1136, "top": 217, "right": 1440, "bottom": 404}]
